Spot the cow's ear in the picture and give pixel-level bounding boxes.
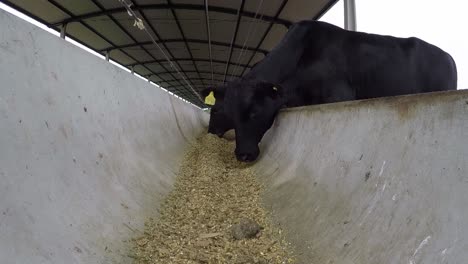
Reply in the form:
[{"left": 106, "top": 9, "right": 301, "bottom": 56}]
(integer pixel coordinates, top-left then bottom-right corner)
[
  {"left": 200, "top": 86, "right": 226, "bottom": 105},
  {"left": 201, "top": 85, "right": 226, "bottom": 98},
  {"left": 200, "top": 87, "right": 213, "bottom": 98},
  {"left": 204, "top": 91, "right": 216, "bottom": 105},
  {"left": 200, "top": 87, "right": 216, "bottom": 106}
]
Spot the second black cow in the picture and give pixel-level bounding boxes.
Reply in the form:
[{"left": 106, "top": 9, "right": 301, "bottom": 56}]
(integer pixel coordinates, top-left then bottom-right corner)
[{"left": 204, "top": 20, "right": 457, "bottom": 162}]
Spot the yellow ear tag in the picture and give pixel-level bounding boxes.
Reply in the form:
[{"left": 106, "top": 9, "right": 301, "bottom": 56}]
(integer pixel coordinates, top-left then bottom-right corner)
[{"left": 204, "top": 91, "right": 216, "bottom": 105}]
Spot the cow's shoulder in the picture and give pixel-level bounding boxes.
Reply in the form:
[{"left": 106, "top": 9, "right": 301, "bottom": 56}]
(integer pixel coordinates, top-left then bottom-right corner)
[
  {"left": 293, "top": 20, "right": 343, "bottom": 31},
  {"left": 285, "top": 20, "right": 346, "bottom": 42}
]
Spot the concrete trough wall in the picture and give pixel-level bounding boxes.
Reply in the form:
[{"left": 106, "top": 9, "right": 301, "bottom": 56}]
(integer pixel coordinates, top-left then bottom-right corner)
[
  {"left": 0, "top": 10, "right": 207, "bottom": 264},
  {"left": 2, "top": 9, "right": 468, "bottom": 264},
  {"left": 255, "top": 90, "right": 468, "bottom": 263}
]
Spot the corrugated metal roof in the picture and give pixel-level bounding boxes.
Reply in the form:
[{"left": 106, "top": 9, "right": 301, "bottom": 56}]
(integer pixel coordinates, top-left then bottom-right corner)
[{"left": 3, "top": 0, "right": 337, "bottom": 107}]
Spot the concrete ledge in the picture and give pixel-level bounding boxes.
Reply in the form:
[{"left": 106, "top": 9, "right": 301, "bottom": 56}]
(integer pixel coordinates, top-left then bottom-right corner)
[{"left": 255, "top": 90, "right": 468, "bottom": 263}]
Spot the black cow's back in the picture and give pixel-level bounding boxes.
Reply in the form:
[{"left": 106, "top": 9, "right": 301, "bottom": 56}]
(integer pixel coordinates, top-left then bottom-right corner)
[
  {"left": 248, "top": 20, "right": 457, "bottom": 106},
  {"left": 345, "top": 35, "right": 457, "bottom": 99}
]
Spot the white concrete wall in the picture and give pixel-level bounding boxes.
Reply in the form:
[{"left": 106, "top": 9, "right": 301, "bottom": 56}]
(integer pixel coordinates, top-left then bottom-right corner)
[
  {"left": 0, "top": 10, "right": 207, "bottom": 264},
  {"left": 255, "top": 90, "right": 468, "bottom": 263}
]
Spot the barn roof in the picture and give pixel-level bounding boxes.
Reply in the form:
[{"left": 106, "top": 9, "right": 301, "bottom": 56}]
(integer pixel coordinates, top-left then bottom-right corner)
[{"left": 2, "top": 0, "right": 337, "bottom": 107}]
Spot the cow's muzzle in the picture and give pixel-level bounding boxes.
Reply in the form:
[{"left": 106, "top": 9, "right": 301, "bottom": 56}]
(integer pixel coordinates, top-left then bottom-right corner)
[{"left": 235, "top": 146, "right": 260, "bottom": 162}]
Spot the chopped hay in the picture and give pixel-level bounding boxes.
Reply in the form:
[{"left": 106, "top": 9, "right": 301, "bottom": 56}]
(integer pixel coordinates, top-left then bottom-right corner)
[{"left": 132, "top": 134, "right": 295, "bottom": 263}]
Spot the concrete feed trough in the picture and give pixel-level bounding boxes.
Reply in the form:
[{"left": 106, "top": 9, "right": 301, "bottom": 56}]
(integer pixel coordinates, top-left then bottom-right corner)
[{"left": 1, "top": 10, "right": 468, "bottom": 264}]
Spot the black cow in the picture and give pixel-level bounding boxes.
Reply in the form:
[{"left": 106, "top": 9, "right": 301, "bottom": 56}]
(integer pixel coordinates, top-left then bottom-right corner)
[
  {"left": 201, "top": 61, "right": 264, "bottom": 137},
  {"left": 221, "top": 20, "right": 457, "bottom": 162},
  {"left": 200, "top": 85, "right": 233, "bottom": 137}
]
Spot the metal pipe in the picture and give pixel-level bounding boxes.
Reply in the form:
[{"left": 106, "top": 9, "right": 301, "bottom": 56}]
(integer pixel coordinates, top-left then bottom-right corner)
[
  {"left": 118, "top": 0, "right": 204, "bottom": 104},
  {"left": 60, "top": 23, "right": 67, "bottom": 39},
  {"left": 204, "top": 0, "right": 214, "bottom": 87},
  {"left": 344, "top": 0, "right": 356, "bottom": 31},
  {"left": 223, "top": 0, "right": 245, "bottom": 83}
]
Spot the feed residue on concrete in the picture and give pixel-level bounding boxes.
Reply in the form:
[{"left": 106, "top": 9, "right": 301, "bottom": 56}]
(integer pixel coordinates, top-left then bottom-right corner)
[{"left": 131, "top": 134, "right": 295, "bottom": 263}]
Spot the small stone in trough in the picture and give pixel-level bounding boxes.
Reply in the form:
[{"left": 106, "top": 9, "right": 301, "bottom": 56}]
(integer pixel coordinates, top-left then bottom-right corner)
[{"left": 231, "top": 218, "right": 262, "bottom": 240}]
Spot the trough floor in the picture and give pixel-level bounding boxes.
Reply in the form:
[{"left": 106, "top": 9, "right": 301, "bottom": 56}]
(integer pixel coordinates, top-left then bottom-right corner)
[{"left": 131, "top": 134, "right": 295, "bottom": 263}]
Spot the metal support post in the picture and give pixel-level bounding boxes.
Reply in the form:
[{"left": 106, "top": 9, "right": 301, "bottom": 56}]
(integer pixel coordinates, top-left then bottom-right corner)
[
  {"left": 60, "top": 23, "right": 67, "bottom": 39},
  {"left": 344, "top": 0, "right": 356, "bottom": 31}
]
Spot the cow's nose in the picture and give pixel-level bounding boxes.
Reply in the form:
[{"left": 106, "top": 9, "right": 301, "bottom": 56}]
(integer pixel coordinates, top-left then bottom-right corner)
[{"left": 236, "top": 153, "right": 255, "bottom": 162}]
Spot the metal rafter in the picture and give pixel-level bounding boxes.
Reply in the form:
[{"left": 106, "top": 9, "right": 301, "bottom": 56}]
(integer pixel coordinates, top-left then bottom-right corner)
[
  {"left": 167, "top": 84, "right": 223, "bottom": 91},
  {"left": 169, "top": 89, "right": 207, "bottom": 94},
  {"left": 149, "top": 70, "right": 241, "bottom": 77},
  {"left": 163, "top": 78, "right": 227, "bottom": 83},
  {"left": 45, "top": 0, "right": 173, "bottom": 88},
  {"left": 223, "top": 0, "right": 245, "bottom": 83},
  {"left": 88, "top": 0, "right": 190, "bottom": 90},
  {"left": 240, "top": 0, "right": 339, "bottom": 76},
  {"left": 126, "top": 58, "right": 251, "bottom": 69},
  {"left": 50, "top": 3, "right": 292, "bottom": 28},
  {"left": 129, "top": 0, "right": 198, "bottom": 91},
  {"left": 166, "top": 0, "right": 206, "bottom": 88},
  {"left": 229, "top": 0, "right": 264, "bottom": 80},
  {"left": 239, "top": 0, "right": 289, "bottom": 77},
  {"left": 166, "top": 89, "right": 197, "bottom": 96},
  {"left": 98, "top": 39, "right": 268, "bottom": 55},
  {"left": 204, "top": 0, "right": 214, "bottom": 86},
  {"left": 134, "top": 2, "right": 201, "bottom": 96}
]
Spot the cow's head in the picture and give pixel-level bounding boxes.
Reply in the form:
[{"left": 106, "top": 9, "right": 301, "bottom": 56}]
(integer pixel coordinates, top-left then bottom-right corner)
[
  {"left": 224, "top": 79, "right": 286, "bottom": 162},
  {"left": 200, "top": 85, "right": 234, "bottom": 137}
]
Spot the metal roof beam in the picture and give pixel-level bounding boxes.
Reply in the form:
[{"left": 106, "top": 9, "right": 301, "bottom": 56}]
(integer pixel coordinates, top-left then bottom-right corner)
[
  {"left": 223, "top": 0, "right": 245, "bottom": 83},
  {"left": 87, "top": 0, "right": 189, "bottom": 90},
  {"left": 50, "top": 3, "right": 292, "bottom": 28},
  {"left": 166, "top": 0, "right": 206, "bottom": 88},
  {"left": 239, "top": 0, "right": 289, "bottom": 77},
  {"left": 166, "top": 84, "right": 223, "bottom": 90},
  {"left": 164, "top": 78, "right": 226, "bottom": 83},
  {"left": 150, "top": 70, "right": 240, "bottom": 77},
  {"left": 131, "top": 0, "right": 200, "bottom": 95},
  {"left": 45, "top": 0, "right": 173, "bottom": 86},
  {"left": 240, "top": 0, "right": 338, "bottom": 76},
  {"left": 99, "top": 39, "right": 268, "bottom": 55},
  {"left": 204, "top": 0, "right": 214, "bottom": 86},
  {"left": 129, "top": 0, "right": 196, "bottom": 90},
  {"left": 127, "top": 58, "right": 251, "bottom": 69}
]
